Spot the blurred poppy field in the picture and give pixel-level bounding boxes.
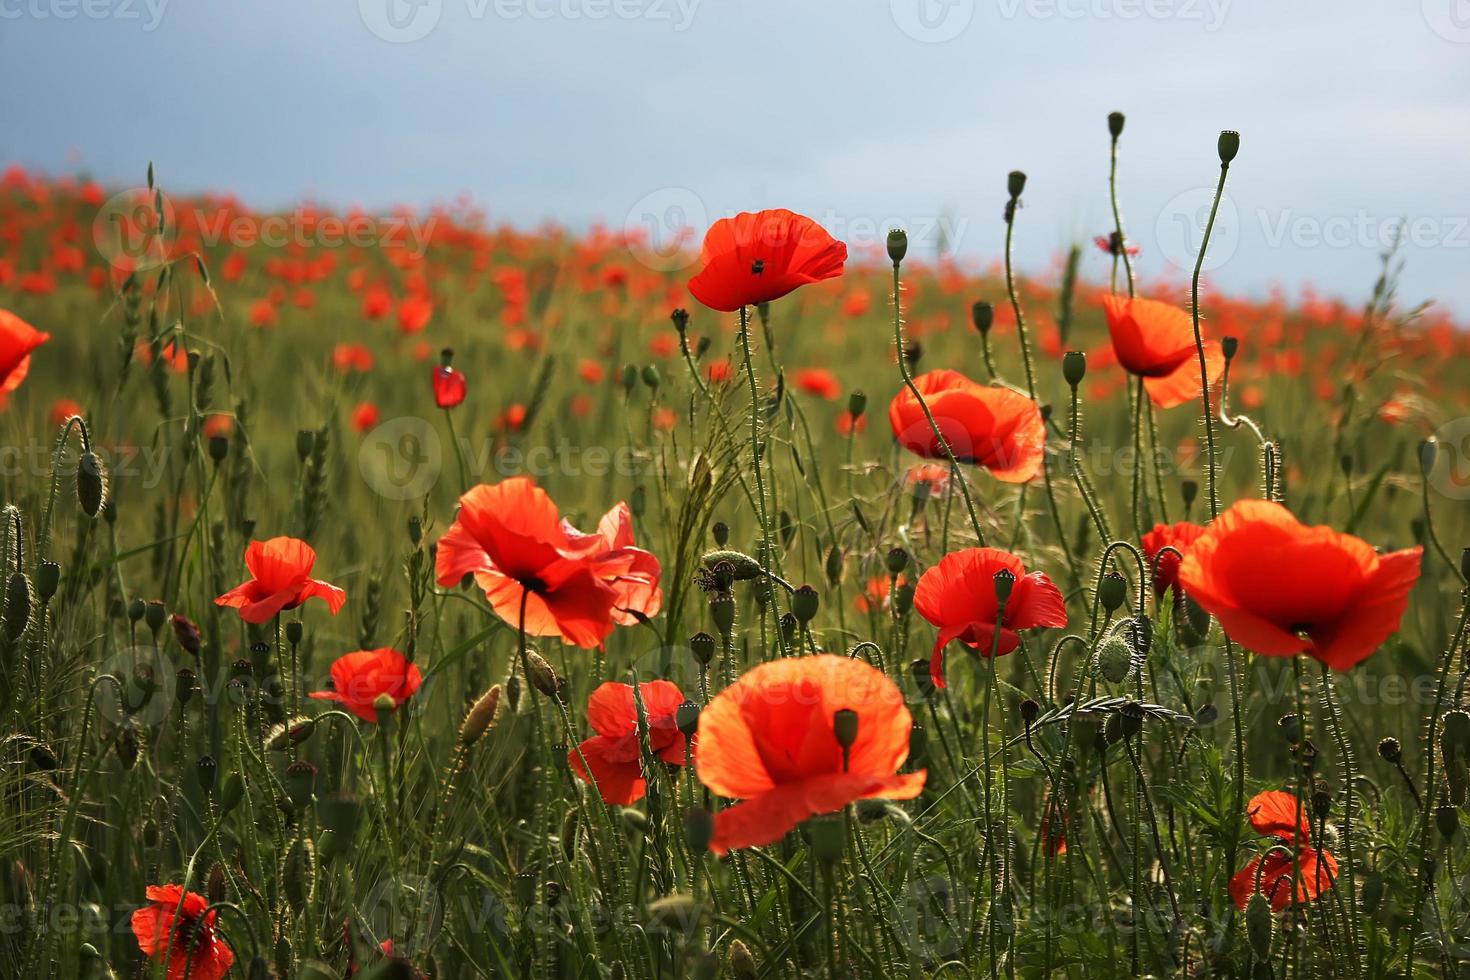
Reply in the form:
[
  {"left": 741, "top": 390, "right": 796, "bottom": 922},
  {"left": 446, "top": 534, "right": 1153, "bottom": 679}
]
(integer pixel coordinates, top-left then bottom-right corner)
[{"left": 2, "top": 123, "right": 1470, "bottom": 980}]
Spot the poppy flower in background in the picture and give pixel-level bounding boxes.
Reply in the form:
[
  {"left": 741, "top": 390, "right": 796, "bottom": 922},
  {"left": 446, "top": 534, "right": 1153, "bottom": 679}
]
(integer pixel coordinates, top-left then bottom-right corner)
[
  {"left": 569, "top": 680, "right": 689, "bottom": 804},
  {"left": 48, "top": 397, "right": 81, "bottom": 427},
  {"left": 215, "top": 536, "right": 346, "bottom": 624},
  {"left": 131, "top": 884, "right": 234, "bottom": 980},
  {"left": 352, "top": 402, "right": 380, "bottom": 432},
  {"left": 1229, "top": 790, "right": 1338, "bottom": 911},
  {"left": 434, "top": 477, "right": 660, "bottom": 648},
  {"left": 1141, "top": 521, "right": 1206, "bottom": 596},
  {"left": 687, "top": 209, "right": 847, "bottom": 312},
  {"left": 433, "top": 349, "right": 467, "bottom": 409},
  {"left": 0, "top": 308, "right": 49, "bottom": 397},
  {"left": 1101, "top": 295, "right": 1224, "bottom": 409},
  {"left": 915, "top": 547, "right": 1068, "bottom": 688},
  {"left": 398, "top": 293, "right": 433, "bottom": 334},
  {"left": 795, "top": 367, "right": 841, "bottom": 400},
  {"left": 1177, "top": 500, "right": 1421, "bottom": 671},
  {"left": 889, "top": 370, "right": 1045, "bottom": 483},
  {"left": 1093, "top": 233, "right": 1141, "bottom": 257},
  {"left": 310, "top": 648, "right": 423, "bottom": 722},
  {"left": 695, "top": 654, "right": 925, "bottom": 855}
]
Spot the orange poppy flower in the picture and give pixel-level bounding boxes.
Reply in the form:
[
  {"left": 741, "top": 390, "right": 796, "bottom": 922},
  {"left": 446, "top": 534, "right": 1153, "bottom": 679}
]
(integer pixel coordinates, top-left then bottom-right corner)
[
  {"left": 131, "top": 884, "right": 234, "bottom": 980},
  {"left": 1177, "top": 500, "right": 1421, "bottom": 671},
  {"left": 0, "top": 308, "right": 49, "bottom": 396},
  {"left": 309, "top": 648, "right": 422, "bottom": 723},
  {"left": 795, "top": 367, "right": 841, "bottom": 401},
  {"left": 432, "top": 352, "right": 467, "bottom": 409},
  {"left": 888, "top": 370, "right": 1045, "bottom": 483},
  {"left": 1140, "top": 521, "right": 1207, "bottom": 596},
  {"left": 914, "top": 547, "right": 1067, "bottom": 688},
  {"left": 1228, "top": 790, "right": 1338, "bottom": 911},
  {"left": 1101, "top": 295, "right": 1225, "bottom": 409},
  {"left": 434, "top": 478, "right": 660, "bottom": 647},
  {"left": 695, "top": 655, "right": 925, "bottom": 855},
  {"left": 568, "top": 680, "right": 688, "bottom": 804},
  {"left": 215, "top": 537, "right": 346, "bottom": 624},
  {"left": 687, "top": 209, "right": 846, "bottom": 312},
  {"left": 351, "top": 401, "right": 380, "bottom": 433},
  {"left": 397, "top": 293, "right": 433, "bottom": 334}
]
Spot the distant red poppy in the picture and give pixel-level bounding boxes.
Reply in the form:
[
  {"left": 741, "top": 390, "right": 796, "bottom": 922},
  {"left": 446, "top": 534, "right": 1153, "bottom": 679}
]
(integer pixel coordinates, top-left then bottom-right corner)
[
  {"left": 48, "top": 398, "right": 81, "bottom": 428},
  {"left": 433, "top": 353, "right": 467, "bottom": 409},
  {"left": 1229, "top": 790, "right": 1338, "bottom": 911},
  {"left": 351, "top": 402, "right": 380, "bottom": 433},
  {"left": 332, "top": 343, "right": 375, "bottom": 373},
  {"left": 434, "top": 478, "right": 660, "bottom": 647},
  {"left": 889, "top": 370, "right": 1045, "bottom": 483},
  {"left": 569, "top": 680, "right": 688, "bottom": 804},
  {"left": 1101, "top": 295, "right": 1224, "bottom": 409},
  {"left": 249, "top": 298, "right": 278, "bottom": 328},
  {"left": 1093, "top": 233, "right": 1140, "bottom": 257},
  {"left": 0, "top": 309, "right": 49, "bottom": 396},
  {"left": 131, "top": 884, "right": 234, "bottom": 980},
  {"left": 1177, "top": 500, "right": 1421, "bottom": 671},
  {"left": 688, "top": 209, "right": 847, "bottom": 312},
  {"left": 915, "top": 547, "right": 1067, "bottom": 688},
  {"left": 397, "top": 294, "right": 433, "bottom": 334},
  {"left": 309, "top": 648, "right": 423, "bottom": 723},
  {"left": 215, "top": 537, "right": 346, "bottom": 624},
  {"left": 1140, "top": 521, "right": 1206, "bottom": 596},
  {"left": 795, "top": 368, "right": 841, "bottom": 400},
  {"left": 362, "top": 286, "right": 391, "bottom": 319},
  {"left": 696, "top": 655, "right": 925, "bottom": 854}
]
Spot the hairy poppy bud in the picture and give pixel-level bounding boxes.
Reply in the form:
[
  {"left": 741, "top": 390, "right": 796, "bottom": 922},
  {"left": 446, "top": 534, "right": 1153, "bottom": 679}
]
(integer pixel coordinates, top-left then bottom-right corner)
[
  {"left": 792, "top": 585, "right": 819, "bottom": 624},
  {"left": 909, "top": 658, "right": 935, "bottom": 698},
  {"left": 196, "top": 755, "right": 218, "bottom": 792},
  {"left": 1098, "top": 571, "right": 1126, "bottom": 613},
  {"left": 1007, "top": 170, "right": 1027, "bottom": 200},
  {"left": 1107, "top": 111, "right": 1125, "bottom": 139},
  {"left": 1217, "top": 130, "right": 1241, "bottom": 164},
  {"left": 171, "top": 614, "right": 202, "bottom": 656},
  {"left": 1437, "top": 804, "right": 1459, "bottom": 839},
  {"left": 703, "top": 550, "right": 763, "bottom": 582},
  {"left": 283, "top": 836, "right": 315, "bottom": 912},
  {"left": 886, "top": 229, "right": 908, "bottom": 265},
  {"left": 1441, "top": 710, "right": 1470, "bottom": 762},
  {"left": 621, "top": 363, "right": 638, "bottom": 393},
  {"left": 1195, "top": 703, "right": 1218, "bottom": 727},
  {"left": 35, "top": 561, "right": 59, "bottom": 602},
  {"left": 730, "top": 938, "right": 757, "bottom": 978},
  {"left": 641, "top": 364, "right": 661, "bottom": 390},
  {"left": 459, "top": 684, "right": 503, "bottom": 746},
  {"left": 1063, "top": 351, "right": 1086, "bottom": 387},
  {"left": 77, "top": 451, "right": 108, "bottom": 518},
  {"left": 525, "top": 651, "right": 562, "bottom": 699},
  {"left": 1361, "top": 871, "right": 1384, "bottom": 914},
  {"left": 1419, "top": 439, "right": 1438, "bottom": 476},
  {"left": 972, "top": 300, "right": 994, "bottom": 335},
  {"left": 1245, "top": 893, "right": 1273, "bottom": 960},
  {"left": 1095, "top": 635, "right": 1133, "bottom": 685},
  {"left": 176, "top": 668, "right": 196, "bottom": 705},
  {"left": 218, "top": 771, "right": 244, "bottom": 814},
  {"left": 893, "top": 581, "right": 915, "bottom": 616}
]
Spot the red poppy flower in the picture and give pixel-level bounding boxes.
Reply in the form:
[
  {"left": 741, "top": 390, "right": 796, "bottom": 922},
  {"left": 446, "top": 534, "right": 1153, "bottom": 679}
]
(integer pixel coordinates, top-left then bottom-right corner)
[
  {"left": 432, "top": 356, "right": 467, "bottom": 409},
  {"left": 695, "top": 654, "right": 925, "bottom": 855},
  {"left": 1140, "top": 521, "right": 1206, "bottom": 596},
  {"left": 131, "top": 884, "right": 234, "bottom": 980},
  {"left": 687, "top": 209, "right": 847, "bottom": 312},
  {"left": 914, "top": 547, "right": 1067, "bottom": 688},
  {"left": 1101, "top": 295, "right": 1224, "bottom": 409},
  {"left": 397, "top": 294, "right": 433, "bottom": 334},
  {"left": 309, "top": 648, "right": 422, "bottom": 723},
  {"left": 1228, "top": 790, "right": 1338, "bottom": 911},
  {"left": 795, "top": 368, "right": 841, "bottom": 401},
  {"left": 889, "top": 370, "right": 1045, "bottom": 483},
  {"left": 0, "top": 308, "right": 49, "bottom": 396},
  {"left": 351, "top": 402, "right": 380, "bottom": 433},
  {"left": 434, "top": 478, "right": 660, "bottom": 648},
  {"left": 215, "top": 537, "right": 346, "bottom": 625},
  {"left": 1093, "top": 233, "right": 1141, "bottom": 257},
  {"left": 1177, "top": 500, "right": 1421, "bottom": 671},
  {"left": 49, "top": 398, "right": 81, "bottom": 428},
  {"left": 569, "top": 680, "right": 688, "bottom": 804}
]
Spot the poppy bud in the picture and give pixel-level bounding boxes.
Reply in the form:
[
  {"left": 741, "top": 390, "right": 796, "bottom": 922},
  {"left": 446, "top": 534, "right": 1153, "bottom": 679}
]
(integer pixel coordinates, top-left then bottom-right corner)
[
  {"left": 971, "top": 300, "right": 994, "bottom": 335},
  {"left": 730, "top": 938, "right": 757, "bottom": 978},
  {"left": 282, "top": 836, "right": 316, "bottom": 913},
  {"left": 77, "top": 451, "right": 108, "bottom": 518},
  {"left": 266, "top": 717, "right": 316, "bottom": 751},
  {"left": 1098, "top": 571, "right": 1126, "bottom": 613},
  {"left": 824, "top": 544, "right": 844, "bottom": 586},
  {"left": 1441, "top": 710, "right": 1470, "bottom": 761},
  {"left": 711, "top": 521, "right": 729, "bottom": 547},
  {"left": 4, "top": 573, "right": 32, "bottom": 641},
  {"left": 695, "top": 335, "right": 711, "bottom": 357},
  {"left": 1437, "top": 804, "right": 1459, "bottom": 839},
  {"left": 847, "top": 390, "right": 867, "bottom": 419},
  {"left": 218, "top": 771, "right": 244, "bottom": 814},
  {"left": 196, "top": 755, "right": 218, "bottom": 792},
  {"left": 1062, "top": 351, "right": 1086, "bottom": 387},
  {"left": 1019, "top": 698, "right": 1040, "bottom": 726},
  {"left": 208, "top": 434, "right": 229, "bottom": 464},
  {"left": 1377, "top": 736, "right": 1402, "bottom": 763},
  {"left": 670, "top": 307, "right": 689, "bottom": 336},
  {"left": 171, "top": 614, "right": 202, "bottom": 656},
  {"left": 1095, "top": 635, "right": 1133, "bottom": 685},
  {"left": 676, "top": 701, "right": 700, "bottom": 738},
  {"left": 631, "top": 484, "right": 647, "bottom": 518},
  {"left": 886, "top": 229, "right": 908, "bottom": 265},
  {"left": 640, "top": 364, "right": 661, "bottom": 390},
  {"left": 993, "top": 568, "right": 1015, "bottom": 605},
  {"left": 792, "top": 585, "right": 819, "bottom": 624},
  {"left": 36, "top": 561, "right": 59, "bottom": 602},
  {"left": 459, "top": 684, "right": 504, "bottom": 746},
  {"left": 1217, "top": 130, "right": 1241, "bottom": 164},
  {"left": 621, "top": 363, "right": 639, "bottom": 393},
  {"left": 283, "top": 763, "right": 315, "bottom": 811},
  {"left": 903, "top": 339, "right": 922, "bottom": 368},
  {"left": 1222, "top": 336, "right": 1239, "bottom": 362},
  {"left": 704, "top": 550, "right": 762, "bottom": 582},
  {"left": 525, "top": 651, "right": 562, "bottom": 699},
  {"left": 778, "top": 510, "right": 795, "bottom": 548},
  {"left": 683, "top": 808, "right": 714, "bottom": 855},
  {"left": 1245, "top": 893, "right": 1273, "bottom": 961},
  {"left": 688, "top": 631, "right": 717, "bottom": 667},
  {"left": 886, "top": 547, "right": 909, "bottom": 575},
  {"left": 1174, "top": 591, "right": 1211, "bottom": 647},
  {"left": 1107, "top": 111, "right": 1125, "bottom": 138},
  {"left": 1007, "top": 170, "right": 1027, "bottom": 200},
  {"left": 1180, "top": 480, "right": 1198, "bottom": 510}
]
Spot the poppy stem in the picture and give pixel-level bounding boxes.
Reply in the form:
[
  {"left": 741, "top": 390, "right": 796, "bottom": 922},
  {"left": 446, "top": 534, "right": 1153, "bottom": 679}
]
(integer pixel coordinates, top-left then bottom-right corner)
[
  {"left": 1189, "top": 146, "right": 1231, "bottom": 522},
  {"left": 736, "top": 304, "right": 789, "bottom": 656},
  {"left": 1107, "top": 123, "right": 1136, "bottom": 300},
  {"left": 442, "top": 408, "right": 470, "bottom": 491},
  {"left": 1003, "top": 186, "right": 1038, "bottom": 402}
]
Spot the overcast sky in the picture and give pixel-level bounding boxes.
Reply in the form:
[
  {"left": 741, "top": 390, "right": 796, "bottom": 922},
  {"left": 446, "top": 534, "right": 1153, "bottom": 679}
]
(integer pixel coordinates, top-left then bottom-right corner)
[{"left": 2, "top": 1, "right": 1468, "bottom": 315}]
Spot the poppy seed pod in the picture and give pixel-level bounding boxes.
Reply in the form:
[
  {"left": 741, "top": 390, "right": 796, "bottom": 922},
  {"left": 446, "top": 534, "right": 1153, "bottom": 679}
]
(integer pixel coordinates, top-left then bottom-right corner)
[
  {"left": 825, "top": 544, "right": 844, "bottom": 586},
  {"left": 886, "top": 548, "right": 909, "bottom": 575},
  {"left": 283, "top": 760, "right": 316, "bottom": 810},
  {"left": 792, "top": 585, "right": 819, "bottom": 624},
  {"left": 1218, "top": 130, "right": 1241, "bottom": 164},
  {"left": 1376, "top": 736, "right": 1402, "bottom": 763},
  {"left": 1437, "top": 804, "right": 1459, "bottom": 839},
  {"left": 710, "top": 595, "right": 736, "bottom": 637},
  {"left": 1221, "top": 336, "right": 1239, "bottom": 361},
  {"left": 143, "top": 600, "right": 166, "bottom": 635},
  {"left": 208, "top": 434, "right": 229, "bottom": 464},
  {"left": 886, "top": 228, "right": 908, "bottom": 265},
  {"left": 196, "top": 755, "right": 218, "bottom": 792},
  {"left": 689, "top": 631, "right": 717, "bottom": 667},
  {"left": 993, "top": 568, "right": 1016, "bottom": 605},
  {"left": 1278, "top": 713, "right": 1301, "bottom": 744},
  {"left": 1098, "top": 571, "right": 1127, "bottom": 613},
  {"left": 670, "top": 307, "right": 689, "bottom": 336},
  {"left": 676, "top": 700, "right": 701, "bottom": 738},
  {"left": 971, "top": 300, "right": 994, "bottom": 335},
  {"left": 75, "top": 447, "right": 109, "bottom": 519},
  {"left": 711, "top": 521, "right": 729, "bottom": 547},
  {"left": 1107, "top": 111, "right": 1125, "bottom": 139},
  {"left": 846, "top": 390, "right": 868, "bottom": 419},
  {"left": 832, "top": 708, "right": 859, "bottom": 750},
  {"left": 1180, "top": 480, "right": 1198, "bottom": 510},
  {"left": 170, "top": 614, "right": 202, "bottom": 656},
  {"left": 1019, "top": 698, "right": 1040, "bottom": 726},
  {"left": 1062, "top": 351, "right": 1086, "bottom": 387},
  {"left": 176, "top": 669, "right": 196, "bottom": 705},
  {"left": 35, "top": 561, "right": 59, "bottom": 602},
  {"left": 1007, "top": 170, "right": 1027, "bottom": 200}
]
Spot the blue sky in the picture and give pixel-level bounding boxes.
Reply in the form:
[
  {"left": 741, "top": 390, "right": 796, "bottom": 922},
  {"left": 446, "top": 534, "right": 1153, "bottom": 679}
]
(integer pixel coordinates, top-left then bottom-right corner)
[{"left": 2, "top": 1, "right": 1468, "bottom": 315}]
